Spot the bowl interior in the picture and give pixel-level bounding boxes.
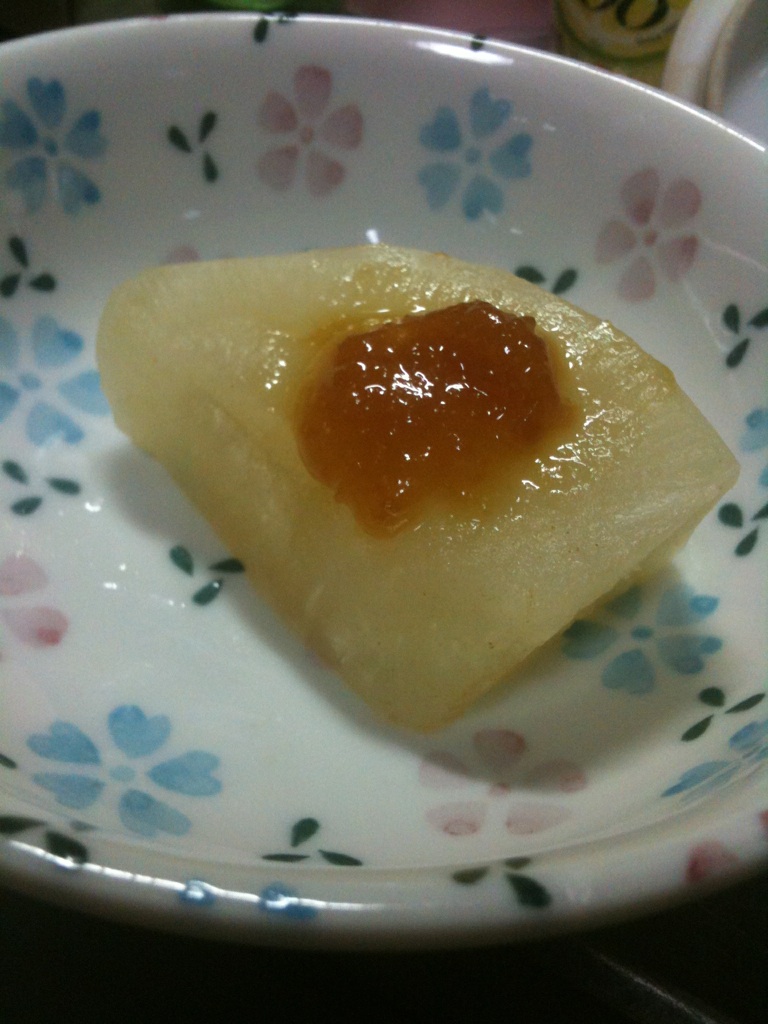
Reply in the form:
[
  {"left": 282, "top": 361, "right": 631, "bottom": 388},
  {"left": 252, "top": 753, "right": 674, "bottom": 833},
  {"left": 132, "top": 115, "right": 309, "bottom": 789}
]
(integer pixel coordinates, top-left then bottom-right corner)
[{"left": 0, "top": 14, "right": 766, "bottom": 940}]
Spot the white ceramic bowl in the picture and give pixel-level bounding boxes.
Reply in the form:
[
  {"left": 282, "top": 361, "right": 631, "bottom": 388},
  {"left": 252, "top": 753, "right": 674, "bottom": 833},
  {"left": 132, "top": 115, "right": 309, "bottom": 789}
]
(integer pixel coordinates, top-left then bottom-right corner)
[
  {"left": 0, "top": 14, "right": 766, "bottom": 948},
  {"left": 663, "top": 0, "right": 767, "bottom": 142}
]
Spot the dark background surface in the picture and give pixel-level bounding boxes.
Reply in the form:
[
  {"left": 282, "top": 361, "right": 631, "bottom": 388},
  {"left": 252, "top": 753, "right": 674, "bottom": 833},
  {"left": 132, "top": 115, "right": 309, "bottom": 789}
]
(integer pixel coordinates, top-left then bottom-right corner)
[
  {"left": 0, "top": 869, "right": 766, "bottom": 1023},
  {"left": 1, "top": 6, "right": 766, "bottom": 1022}
]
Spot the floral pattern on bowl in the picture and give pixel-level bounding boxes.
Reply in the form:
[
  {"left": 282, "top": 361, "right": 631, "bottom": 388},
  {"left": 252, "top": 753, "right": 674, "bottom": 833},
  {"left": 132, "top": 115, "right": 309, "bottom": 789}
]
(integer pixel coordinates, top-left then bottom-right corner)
[
  {"left": 0, "top": 312, "right": 109, "bottom": 445},
  {"left": 0, "top": 77, "right": 107, "bottom": 215},
  {"left": 595, "top": 168, "right": 701, "bottom": 301},
  {"left": 0, "top": 14, "right": 765, "bottom": 947},
  {"left": 417, "top": 85, "right": 533, "bottom": 220},
  {"left": 0, "top": 552, "right": 68, "bottom": 649},
  {"left": 26, "top": 704, "right": 222, "bottom": 836},
  {"left": 257, "top": 64, "right": 364, "bottom": 197}
]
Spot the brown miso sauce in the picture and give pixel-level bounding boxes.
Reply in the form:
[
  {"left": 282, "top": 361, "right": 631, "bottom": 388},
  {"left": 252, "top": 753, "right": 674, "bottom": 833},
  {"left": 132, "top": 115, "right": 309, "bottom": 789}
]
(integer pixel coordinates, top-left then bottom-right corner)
[{"left": 295, "top": 301, "right": 576, "bottom": 536}]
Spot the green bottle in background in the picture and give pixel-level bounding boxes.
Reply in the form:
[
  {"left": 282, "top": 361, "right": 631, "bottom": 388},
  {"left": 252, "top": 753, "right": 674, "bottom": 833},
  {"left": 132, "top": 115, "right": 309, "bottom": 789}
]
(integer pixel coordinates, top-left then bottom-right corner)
[{"left": 555, "top": 0, "right": 692, "bottom": 86}]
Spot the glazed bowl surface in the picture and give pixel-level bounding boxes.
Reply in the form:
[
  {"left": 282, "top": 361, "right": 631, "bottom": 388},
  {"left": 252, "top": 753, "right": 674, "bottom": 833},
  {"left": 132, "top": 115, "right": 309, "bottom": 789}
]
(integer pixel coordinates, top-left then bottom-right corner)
[{"left": 0, "top": 14, "right": 766, "bottom": 946}]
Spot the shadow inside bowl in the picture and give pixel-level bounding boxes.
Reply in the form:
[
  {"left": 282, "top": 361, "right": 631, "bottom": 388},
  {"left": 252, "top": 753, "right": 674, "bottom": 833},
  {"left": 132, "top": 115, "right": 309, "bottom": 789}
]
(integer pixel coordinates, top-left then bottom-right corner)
[
  {"left": 94, "top": 442, "right": 412, "bottom": 736},
  {"left": 94, "top": 438, "right": 729, "bottom": 846}
]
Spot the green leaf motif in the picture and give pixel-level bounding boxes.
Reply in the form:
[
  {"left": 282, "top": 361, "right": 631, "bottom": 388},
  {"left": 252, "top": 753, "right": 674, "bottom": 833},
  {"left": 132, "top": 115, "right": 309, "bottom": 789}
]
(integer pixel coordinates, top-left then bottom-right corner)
[
  {"left": 749, "top": 307, "right": 768, "bottom": 328},
  {"left": 552, "top": 269, "right": 577, "bottom": 295},
  {"left": 0, "top": 752, "right": 17, "bottom": 769},
  {"left": 168, "top": 125, "right": 191, "bottom": 153},
  {"left": 254, "top": 17, "right": 269, "bottom": 42},
  {"left": 2, "top": 459, "right": 27, "bottom": 484},
  {"left": 451, "top": 859, "right": 549, "bottom": 907},
  {"left": 262, "top": 817, "right": 361, "bottom": 865},
  {"left": 514, "top": 265, "right": 545, "bottom": 285},
  {"left": 684, "top": 690, "right": 765, "bottom": 740},
  {"left": 198, "top": 111, "right": 217, "bottom": 143},
  {"left": 726, "top": 338, "right": 749, "bottom": 368},
  {"left": 170, "top": 544, "right": 194, "bottom": 575},
  {"left": 319, "top": 850, "right": 363, "bottom": 867},
  {"left": 0, "top": 815, "right": 43, "bottom": 835},
  {"left": 0, "top": 237, "right": 54, "bottom": 296},
  {"left": 45, "top": 830, "right": 88, "bottom": 864},
  {"left": 30, "top": 272, "right": 55, "bottom": 292},
  {"left": 0, "top": 273, "right": 20, "bottom": 297},
  {"left": 718, "top": 503, "right": 743, "bottom": 528},
  {"left": 754, "top": 501, "right": 768, "bottom": 522},
  {"left": 682, "top": 716, "right": 712, "bottom": 742},
  {"left": 47, "top": 477, "right": 81, "bottom": 495},
  {"left": 11, "top": 496, "right": 42, "bottom": 515},
  {"left": 470, "top": 34, "right": 487, "bottom": 51},
  {"left": 452, "top": 867, "right": 489, "bottom": 885},
  {"left": 506, "top": 872, "right": 552, "bottom": 908},
  {"left": 209, "top": 557, "right": 245, "bottom": 574},
  {"left": 8, "top": 235, "right": 27, "bottom": 267},
  {"left": 726, "top": 693, "right": 765, "bottom": 714},
  {"left": 723, "top": 303, "right": 740, "bottom": 333},
  {"left": 735, "top": 529, "right": 758, "bottom": 556},
  {"left": 291, "top": 817, "right": 320, "bottom": 848},
  {"left": 203, "top": 152, "right": 218, "bottom": 183},
  {"left": 193, "top": 579, "right": 222, "bottom": 605},
  {"left": 699, "top": 687, "right": 725, "bottom": 708}
]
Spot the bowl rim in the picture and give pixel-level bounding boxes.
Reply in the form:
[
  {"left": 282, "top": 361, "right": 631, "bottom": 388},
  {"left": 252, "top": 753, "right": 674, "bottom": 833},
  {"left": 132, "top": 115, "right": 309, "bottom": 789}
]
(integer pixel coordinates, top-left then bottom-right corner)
[
  {"left": 0, "top": 9, "right": 766, "bottom": 949},
  {"left": 662, "top": 0, "right": 747, "bottom": 105},
  {"left": 705, "top": 0, "right": 764, "bottom": 114}
]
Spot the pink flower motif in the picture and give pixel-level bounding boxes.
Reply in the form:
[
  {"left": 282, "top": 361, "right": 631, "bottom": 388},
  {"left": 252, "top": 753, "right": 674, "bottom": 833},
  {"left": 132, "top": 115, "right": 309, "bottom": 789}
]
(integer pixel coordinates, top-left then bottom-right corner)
[
  {"left": 164, "top": 244, "right": 201, "bottom": 264},
  {"left": 257, "top": 65, "right": 363, "bottom": 197},
  {"left": 420, "top": 729, "right": 526, "bottom": 795},
  {"left": 596, "top": 168, "right": 702, "bottom": 302},
  {"left": 685, "top": 841, "right": 740, "bottom": 883},
  {"left": 505, "top": 802, "right": 571, "bottom": 835},
  {"left": 0, "top": 553, "right": 68, "bottom": 649},
  {"left": 0, "top": 554, "right": 47, "bottom": 596},
  {"left": 474, "top": 728, "right": 527, "bottom": 776},
  {"left": 419, "top": 728, "right": 586, "bottom": 838},
  {"left": 523, "top": 759, "right": 588, "bottom": 793},
  {"left": 426, "top": 801, "right": 487, "bottom": 837}
]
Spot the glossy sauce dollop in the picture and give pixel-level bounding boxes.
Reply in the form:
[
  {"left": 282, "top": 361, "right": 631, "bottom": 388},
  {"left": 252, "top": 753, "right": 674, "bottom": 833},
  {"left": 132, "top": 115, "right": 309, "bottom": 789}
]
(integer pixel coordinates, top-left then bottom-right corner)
[{"left": 295, "top": 301, "right": 575, "bottom": 535}]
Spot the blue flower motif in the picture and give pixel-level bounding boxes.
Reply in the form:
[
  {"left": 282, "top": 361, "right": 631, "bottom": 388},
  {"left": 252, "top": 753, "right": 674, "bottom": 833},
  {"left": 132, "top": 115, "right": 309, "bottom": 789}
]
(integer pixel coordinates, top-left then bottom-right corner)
[
  {"left": 562, "top": 583, "right": 723, "bottom": 695},
  {"left": 417, "top": 86, "right": 533, "bottom": 221},
  {"left": 0, "top": 77, "right": 107, "bottom": 214},
  {"left": 177, "top": 879, "right": 319, "bottom": 922},
  {"left": 0, "top": 313, "right": 109, "bottom": 446},
  {"left": 25, "top": 704, "right": 222, "bottom": 838},
  {"left": 741, "top": 407, "right": 768, "bottom": 487},
  {"left": 662, "top": 717, "right": 768, "bottom": 801},
  {"left": 717, "top": 407, "right": 768, "bottom": 556},
  {"left": 179, "top": 879, "right": 218, "bottom": 906},
  {"left": 741, "top": 407, "right": 768, "bottom": 452},
  {"left": 258, "top": 882, "right": 318, "bottom": 921}
]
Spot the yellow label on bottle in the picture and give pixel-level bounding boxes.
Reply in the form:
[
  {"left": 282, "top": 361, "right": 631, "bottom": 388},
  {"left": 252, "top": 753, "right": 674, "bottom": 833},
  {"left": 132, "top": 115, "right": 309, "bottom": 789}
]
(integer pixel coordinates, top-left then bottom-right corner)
[{"left": 556, "top": 0, "right": 691, "bottom": 83}]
